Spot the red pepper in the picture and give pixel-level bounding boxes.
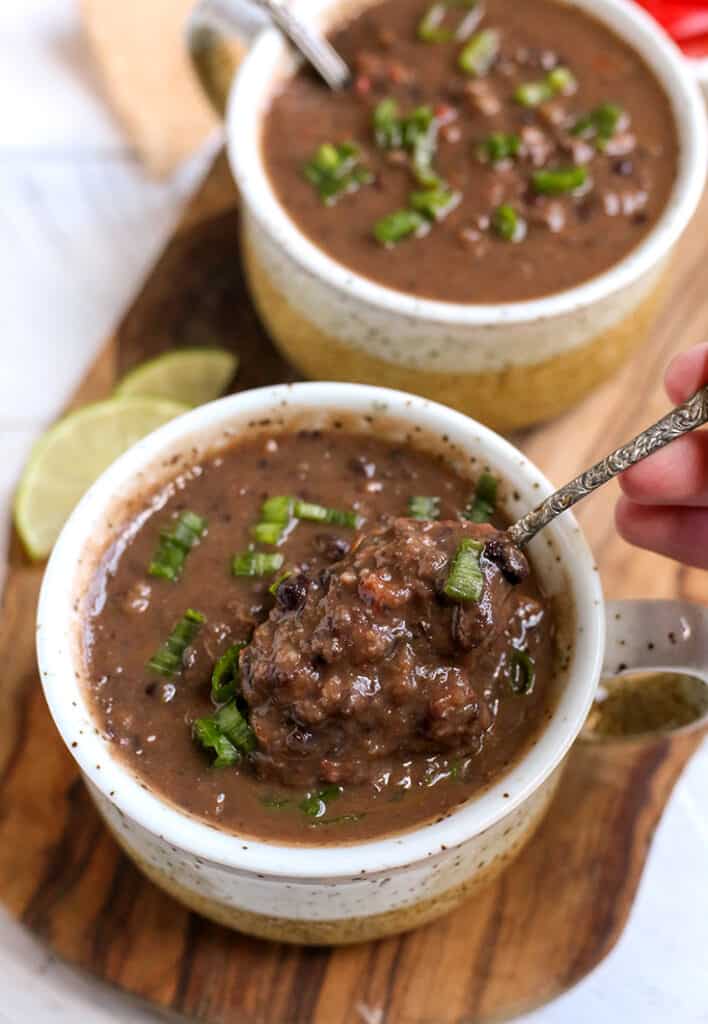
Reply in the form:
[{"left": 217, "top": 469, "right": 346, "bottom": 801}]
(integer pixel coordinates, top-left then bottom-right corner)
[{"left": 634, "top": 1, "right": 708, "bottom": 54}]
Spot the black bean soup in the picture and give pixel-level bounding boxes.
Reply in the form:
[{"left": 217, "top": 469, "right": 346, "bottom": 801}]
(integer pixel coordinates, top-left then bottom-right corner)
[
  {"left": 83, "top": 427, "right": 562, "bottom": 844},
  {"left": 262, "top": 0, "right": 678, "bottom": 303}
]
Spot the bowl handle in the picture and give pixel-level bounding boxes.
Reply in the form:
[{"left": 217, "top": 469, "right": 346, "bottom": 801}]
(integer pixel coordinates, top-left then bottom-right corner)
[
  {"left": 187, "top": 0, "right": 268, "bottom": 115},
  {"left": 603, "top": 599, "right": 708, "bottom": 683}
]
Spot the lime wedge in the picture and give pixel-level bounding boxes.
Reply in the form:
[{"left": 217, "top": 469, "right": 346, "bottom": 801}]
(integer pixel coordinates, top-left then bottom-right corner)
[
  {"left": 115, "top": 348, "right": 238, "bottom": 406},
  {"left": 14, "top": 397, "right": 188, "bottom": 560}
]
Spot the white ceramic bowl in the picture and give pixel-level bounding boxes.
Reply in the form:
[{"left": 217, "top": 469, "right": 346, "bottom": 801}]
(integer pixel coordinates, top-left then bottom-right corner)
[
  {"left": 190, "top": 0, "right": 708, "bottom": 430},
  {"left": 37, "top": 382, "right": 708, "bottom": 943}
]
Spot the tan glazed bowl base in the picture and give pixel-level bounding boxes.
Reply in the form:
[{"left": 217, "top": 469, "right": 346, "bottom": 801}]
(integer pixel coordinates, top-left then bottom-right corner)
[{"left": 243, "top": 237, "right": 669, "bottom": 433}]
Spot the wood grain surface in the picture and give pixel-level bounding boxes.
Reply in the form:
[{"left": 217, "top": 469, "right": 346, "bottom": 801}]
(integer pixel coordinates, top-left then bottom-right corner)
[{"left": 0, "top": 151, "right": 706, "bottom": 1024}]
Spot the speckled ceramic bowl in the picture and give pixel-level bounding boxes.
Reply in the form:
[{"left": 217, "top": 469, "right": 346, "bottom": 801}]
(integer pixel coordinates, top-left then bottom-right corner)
[
  {"left": 189, "top": 0, "right": 707, "bottom": 431},
  {"left": 37, "top": 382, "right": 606, "bottom": 944}
]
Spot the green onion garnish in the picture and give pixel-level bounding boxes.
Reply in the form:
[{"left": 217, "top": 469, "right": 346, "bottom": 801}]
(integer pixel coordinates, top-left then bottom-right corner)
[
  {"left": 458, "top": 29, "right": 500, "bottom": 76},
  {"left": 571, "top": 102, "right": 624, "bottom": 148},
  {"left": 193, "top": 699, "right": 256, "bottom": 767},
  {"left": 417, "top": 0, "right": 481, "bottom": 43},
  {"left": 444, "top": 538, "right": 484, "bottom": 602},
  {"left": 252, "top": 522, "right": 284, "bottom": 545},
  {"left": 210, "top": 642, "right": 246, "bottom": 704},
  {"left": 408, "top": 495, "right": 441, "bottom": 520},
  {"left": 303, "top": 141, "right": 373, "bottom": 204},
  {"left": 510, "top": 649, "right": 536, "bottom": 694},
  {"left": 293, "top": 500, "right": 359, "bottom": 528},
  {"left": 147, "top": 609, "right": 205, "bottom": 676},
  {"left": 464, "top": 472, "right": 498, "bottom": 523},
  {"left": 373, "top": 98, "right": 404, "bottom": 148},
  {"left": 531, "top": 166, "right": 589, "bottom": 195},
  {"left": 372, "top": 101, "right": 442, "bottom": 188},
  {"left": 374, "top": 209, "right": 427, "bottom": 245},
  {"left": 232, "top": 551, "right": 285, "bottom": 577},
  {"left": 192, "top": 718, "right": 240, "bottom": 767},
  {"left": 514, "top": 65, "right": 576, "bottom": 107},
  {"left": 410, "top": 186, "right": 460, "bottom": 221},
  {"left": 148, "top": 510, "right": 207, "bottom": 582},
  {"left": 251, "top": 494, "right": 294, "bottom": 546},
  {"left": 491, "top": 204, "right": 526, "bottom": 243},
  {"left": 477, "top": 132, "right": 520, "bottom": 163},
  {"left": 299, "top": 784, "right": 342, "bottom": 818},
  {"left": 269, "top": 570, "right": 292, "bottom": 596}
]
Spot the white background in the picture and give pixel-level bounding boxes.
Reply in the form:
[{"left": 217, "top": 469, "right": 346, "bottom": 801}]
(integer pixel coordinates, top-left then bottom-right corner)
[{"left": 0, "top": 1, "right": 706, "bottom": 1021}]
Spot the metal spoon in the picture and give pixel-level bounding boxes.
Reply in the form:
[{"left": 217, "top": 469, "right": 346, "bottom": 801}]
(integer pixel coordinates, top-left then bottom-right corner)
[
  {"left": 508, "top": 385, "right": 708, "bottom": 548},
  {"left": 249, "top": 0, "right": 350, "bottom": 89}
]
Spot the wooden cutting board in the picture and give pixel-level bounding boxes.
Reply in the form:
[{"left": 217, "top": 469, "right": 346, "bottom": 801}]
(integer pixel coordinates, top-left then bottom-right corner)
[{"left": 1, "top": 151, "right": 707, "bottom": 1023}]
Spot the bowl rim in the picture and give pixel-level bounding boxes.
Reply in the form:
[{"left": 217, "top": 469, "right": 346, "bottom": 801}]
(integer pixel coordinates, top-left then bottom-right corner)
[
  {"left": 226, "top": 0, "right": 707, "bottom": 327},
  {"left": 37, "top": 382, "right": 605, "bottom": 879}
]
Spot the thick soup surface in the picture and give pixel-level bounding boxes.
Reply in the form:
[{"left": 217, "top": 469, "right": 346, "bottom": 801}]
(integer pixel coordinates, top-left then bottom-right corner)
[
  {"left": 84, "top": 429, "right": 558, "bottom": 844},
  {"left": 263, "top": 0, "right": 678, "bottom": 303}
]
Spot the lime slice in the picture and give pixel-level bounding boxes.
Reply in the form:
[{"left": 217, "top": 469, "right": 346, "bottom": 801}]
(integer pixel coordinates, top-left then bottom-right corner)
[
  {"left": 14, "top": 397, "right": 188, "bottom": 560},
  {"left": 115, "top": 348, "right": 238, "bottom": 407}
]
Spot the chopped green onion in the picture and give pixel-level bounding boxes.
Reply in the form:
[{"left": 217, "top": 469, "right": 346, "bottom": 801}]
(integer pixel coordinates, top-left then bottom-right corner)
[
  {"left": 514, "top": 65, "right": 576, "bottom": 108},
  {"left": 232, "top": 550, "right": 285, "bottom": 577},
  {"left": 444, "top": 538, "right": 484, "bottom": 602},
  {"left": 374, "top": 208, "right": 427, "bottom": 245},
  {"left": 303, "top": 141, "right": 373, "bottom": 204},
  {"left": 193, "top": 699, "right": 256, "bottom": 767},
  {"left": 269, "top": 570, "right": 292, "bottom": 596},
  {"left": 464, "top": 472, "right": 498, "bottom": 523},
  {"left": 510, "top": 649, "right": 536, "bottom": 694},
  {"left": 491, "top": 204, "right": 526, "bottom": 243},
  {"left": 410, "top": 186, "right": 460, "bottom": 221},
  {"left": 545, "top": 66, "right": 577, "bottom": 95},
  {"left": 293, "top": 500, "right": 359, "bottom": 528},
  {"left": 251, "top": 494, "right": 294, "bottom": 546},
  {"left": 299, "top": 784, "right": 342, "bottom": 818},
  {"left": 532, "top": 166, "right": 589, "bottom": 195},
  {"left": 193, "top": 718, "right": 240, "bottom": 767},
  {"left": 571, "top": 102, "right": 624, "bottom": 148},
  {"left": 210, "top": 642, "right": 246, "bottom": 704},
  {"left": 373, "top": 98, "right": 403, "bottom": 148},
  {"left": 458, "top": 28, "right": 500, "bottom": 76},
  {"left": 477, "top": 132, "right": 520, "bottom": 163},
  {"left": 408, "top": 495, "right": 441, "bottom": 520},
  {"left": 147, "top": 609, "right": 205, "bottom": 676},
  {"left": 214, "top": 700, "right": 257, "bottom": 753},
  {"left": 251, "top": 522, "right": 283, "bottom": 545},
  {"left": 402, "top": 106, "right": 434, "bottom": 148},
  {"left": 417, "top": 0, "right": 481, "bottom": 43},
  {"left": 148, "top": 510, "right": 207, "bottom": 582}
]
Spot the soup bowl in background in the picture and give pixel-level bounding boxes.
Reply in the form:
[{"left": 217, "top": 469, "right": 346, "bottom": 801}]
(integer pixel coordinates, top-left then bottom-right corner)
[
  {"left": 36, "top": 382, "right": 708, "bottom": 944},
  {"left": 188, "top": 0, "right": 707, "bottom": 432}
]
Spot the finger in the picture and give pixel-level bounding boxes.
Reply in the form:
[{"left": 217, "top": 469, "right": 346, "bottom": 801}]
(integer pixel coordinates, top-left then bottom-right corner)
[
  {"left": 615, "top": 497, "right": 708, "bottom": 569},
  {"left": 664, "top": 343, "right": 708, "bottom": 404},
  {"left": 619, "top": 431, "right": 708, "bottom": 506}
]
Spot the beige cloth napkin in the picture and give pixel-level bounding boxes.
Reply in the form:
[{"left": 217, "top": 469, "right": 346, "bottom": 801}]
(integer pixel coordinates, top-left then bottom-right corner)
[{"left": 82, "top": 0, "right": 225, "bottom": 175}]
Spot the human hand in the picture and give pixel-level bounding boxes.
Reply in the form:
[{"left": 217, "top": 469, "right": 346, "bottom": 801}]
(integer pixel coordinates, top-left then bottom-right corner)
[{"left": 616, "top": 343, "right": 708, "bottom": 569}]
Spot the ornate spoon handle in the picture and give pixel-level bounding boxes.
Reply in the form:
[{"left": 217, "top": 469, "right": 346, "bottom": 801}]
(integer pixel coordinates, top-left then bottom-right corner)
[
  {"left": 253, "top": 0, "right": 350, "bottom": 90},
  {"left": 508, "top": 386, "right": 708, "bottom": 548}
]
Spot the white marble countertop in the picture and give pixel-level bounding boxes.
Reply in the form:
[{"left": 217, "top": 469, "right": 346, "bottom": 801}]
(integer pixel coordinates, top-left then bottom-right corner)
[{"left": 1, "top": 1, "right": 707, "bottom": 1021}]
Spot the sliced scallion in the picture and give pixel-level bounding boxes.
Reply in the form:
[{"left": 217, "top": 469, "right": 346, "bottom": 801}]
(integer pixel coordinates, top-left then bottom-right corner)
[
  {"left": 251, "top": 494, "right": 294, "bottom": 546},
  {"left": 269, "top": 570, "right": 292, "bottom": 596},
  {"left": 410, "top": 186, "right": 460, "bottom": 221},
  {"left": 374, "top": 208, "right": 426, "bottom": 245},
  {"left": 293, "top": 500, "right": 359, "bottom": 528},
  {"left": 477, "top": 131, "right": 520, "bottom": 163},
  {"left": 193, "top": 699, "right": 256, "bottom": 767},
  {"left": 458, "top": 29, "right": 500, "bottom": 77},
  {"left": 211, "top": 642, "right": 246, "bottom": 704},
  {"left": 444, "top": 538, "right": 484, "bottom": 602},
  {"left": 147, "top": 608, "right": 205, "bottom": 676},
  {"left": 193, "top": 718, "right": 240, "bottom": 768},
  {"left": 491, "top": 204, "right": 526, "bottom": 243},
  {"left": 514, "top": 65, "right": 576, "bottom": 108},
  {"left": 464, "top": 471, "right": 498, "bottom": 523},
  {"left": 571, "top": 102, "right": 624, "bottom": 148},
  {"left": 418, "top": 0, "right": 482, "bottom": 43},
  {"left": 299, "top": 784, "right": 342, "bottom": 818},
  {"left": 303, "top": 141, "right": 373, "bottom": 204},
  {"left": 373, "top": 98, "right": 403, "bottom": 149},
  {"left": 532, "top": 166, "right": 588, "bottom": 195},
  {"left": 232, "top": 550, "right": 285, "bottom": 577},
  {"left": 408, "top": 495, "right": 441, "bottom": 520},
  {"left": 214, "top": 700, "right": 257, "bottom": 753},
  {"left": 148, "top": 510, "right": 207, "bottom": 582},
  {"left": 510, "top": 648, "right": 536, "bottom": 694}
]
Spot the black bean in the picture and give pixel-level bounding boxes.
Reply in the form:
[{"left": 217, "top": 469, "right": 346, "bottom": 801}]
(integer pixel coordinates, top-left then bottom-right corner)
[{"left": 275, "top": 574, "right": 308, "bottom": 612}]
